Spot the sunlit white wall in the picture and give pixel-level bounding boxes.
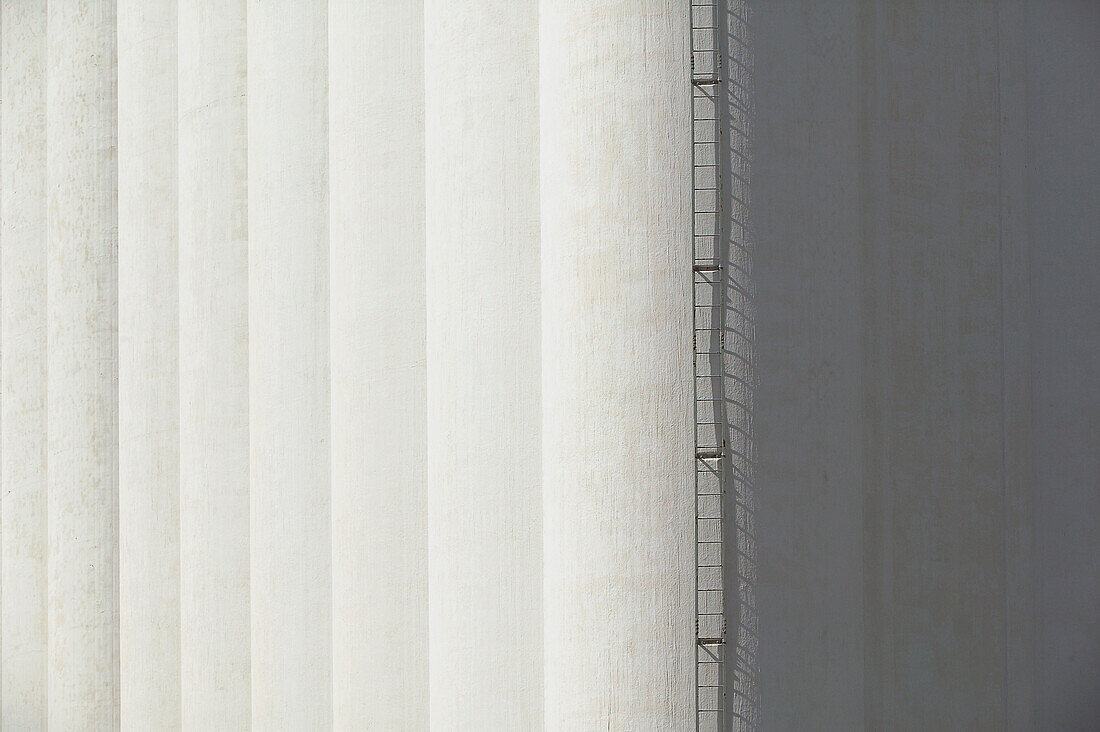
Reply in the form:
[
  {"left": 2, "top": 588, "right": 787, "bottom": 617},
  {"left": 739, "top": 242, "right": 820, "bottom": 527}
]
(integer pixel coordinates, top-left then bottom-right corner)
[{"left": 0, "top": 1, "right": 693, "bottom": 729}]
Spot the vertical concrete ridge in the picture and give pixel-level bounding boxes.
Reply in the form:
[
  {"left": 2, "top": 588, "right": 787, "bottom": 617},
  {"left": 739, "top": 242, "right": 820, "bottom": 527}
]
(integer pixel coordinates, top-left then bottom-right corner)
[
  {"left": 993, "top": 2, "right": 1035, "bottom": 729},
  {"left": 424, "top": 1, "right": 543, "bottom": 728},
  {"left": 858, "top": 0, "right": 887, "bottom": 727},
  {"left": 1027, "top": 2, "right": 1100, "bottom": 726},
  {"left": 1, "top": 0, "right": 49, "bottom": 726},
  {"left": 246, "top": 0, "right": 331, "bottom": 727},
  {"left": 45, "top": 0, "right": 120, "bottom": 727},
  {"left": 753, "top": 0, "right": 1052, "bottom": 727},
  {"left": 178, "top": 0, "right": 252, "bottom": 727},
  {"left": 117, "top": 0, "right": 181, "bottom": 727},
  {"left": 540, "top": 1, "right": 695, "bottom": 727},
  {"left": 329, "top": 0, "right": 428, "bottom": 728}
]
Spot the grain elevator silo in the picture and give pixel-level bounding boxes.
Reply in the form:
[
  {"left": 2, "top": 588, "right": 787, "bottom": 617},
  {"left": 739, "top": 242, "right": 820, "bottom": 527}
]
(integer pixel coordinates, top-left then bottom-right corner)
[{"left": 1, "top": 1, "right": 1098, "bottom": 730}]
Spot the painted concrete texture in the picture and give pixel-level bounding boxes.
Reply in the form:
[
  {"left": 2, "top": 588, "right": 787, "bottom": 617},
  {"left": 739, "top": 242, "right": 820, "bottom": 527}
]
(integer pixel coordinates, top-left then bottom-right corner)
[
  {"left": 246, "top": 1, "right": 331, "bottom": 728},
  {"left": 1, "top": 1, "right": 49, "bottom": 727},
  {"left": 330, "top": 1, "right": 428, "bottom": 729},
  {"left": 177, "top": 0, "right": 251, "bottom": 727},
  {"left": 1027, "top": 1, "right": 1100, "bottom": 727},
  {"left": 424, "top": 1, "right": 543, "bottom": 727},
  {"left": 751, "top": 0, "right": 1099, "bottom": 729},
  {"left": 0, "top": 0, "right": 1096, "bottom": 730},
  {"left": 118, "top": 0, "right": 181, "bottom": 727},
  {"left": 45, "top": 1, "right": 120, "bottom": 728},
  {"left": 540, "top": 1, "right": 695, "bottom": 728}
]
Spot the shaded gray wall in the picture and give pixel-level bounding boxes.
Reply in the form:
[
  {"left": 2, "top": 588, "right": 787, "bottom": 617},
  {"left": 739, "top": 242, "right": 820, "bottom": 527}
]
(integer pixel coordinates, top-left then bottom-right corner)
[
  {"left": 750, "top": 0, "right": 1098, "bottom": 728},
  {"left": 1028, "top": 1, "right": 1100, "bottom": 727}
]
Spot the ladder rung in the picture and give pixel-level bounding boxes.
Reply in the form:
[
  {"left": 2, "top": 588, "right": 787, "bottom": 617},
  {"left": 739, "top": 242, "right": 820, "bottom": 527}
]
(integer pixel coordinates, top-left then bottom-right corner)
[{"left": 698, "top": 637, "right": 725, "bottom": 645}]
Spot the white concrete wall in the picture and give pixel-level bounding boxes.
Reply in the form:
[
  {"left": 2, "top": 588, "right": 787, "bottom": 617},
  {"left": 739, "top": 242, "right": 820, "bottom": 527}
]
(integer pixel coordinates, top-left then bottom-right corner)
[
  {"left": 0, "top": 2, "right": 1096, "bottom": 729},
  {"left": 424, "top": 1, "right": 543, "bottom": 727},
  {"left": 178, "top": 0, "right": 252, "bottom": 727},
  {"left": 329, "top": 1, "right": 427, "bottom": 729},
  {"left": 540, "top": 1, "right": 696, "bottom": 728},
  {"left": 1, "top": 1, "right": 48, "bottom": 726},
  {"left": 246, "top": 1, "right": 331, "bottom": 728},
  {"left": 117, "top": 2, "right": 180, "bottom": 727},
  {"left": 45, "top": 0, "right": 120, "bottom": 728}
]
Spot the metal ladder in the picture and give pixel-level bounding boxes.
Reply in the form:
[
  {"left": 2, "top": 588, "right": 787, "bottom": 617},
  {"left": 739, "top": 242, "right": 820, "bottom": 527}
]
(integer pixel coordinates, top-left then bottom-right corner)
[{"left": 691, "top": 0, "right": 726, "bottom": 729}]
